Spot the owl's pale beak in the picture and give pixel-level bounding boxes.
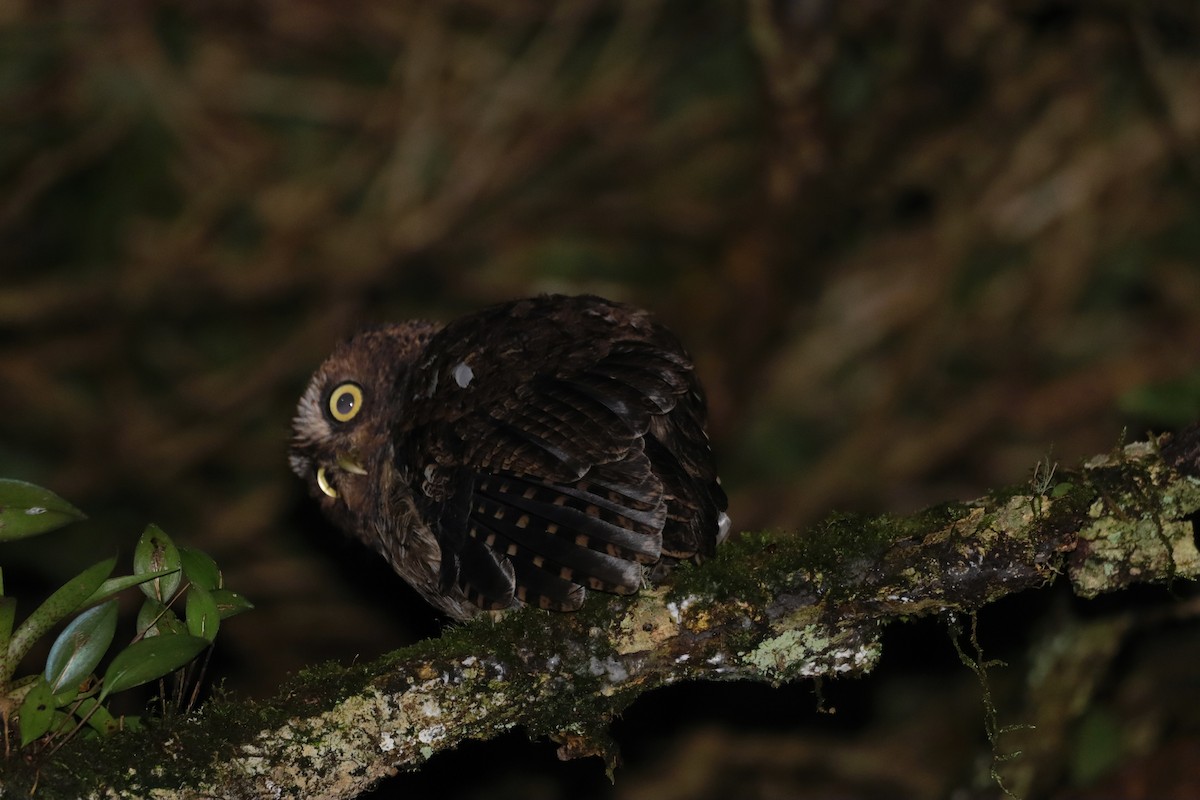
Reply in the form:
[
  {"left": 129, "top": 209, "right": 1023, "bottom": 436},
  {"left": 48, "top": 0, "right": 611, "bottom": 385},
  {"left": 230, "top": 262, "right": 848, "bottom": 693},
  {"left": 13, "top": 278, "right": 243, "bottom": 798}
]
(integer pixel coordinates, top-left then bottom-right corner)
[
  {"left": 315, "top": 456, "right": 368, "bottom": 499},
  {"left": 337, "top": 455, "right": 368, "bottom": 476},
  {"left": 316, "top": 466, "right": 338, "bottom": 498}
]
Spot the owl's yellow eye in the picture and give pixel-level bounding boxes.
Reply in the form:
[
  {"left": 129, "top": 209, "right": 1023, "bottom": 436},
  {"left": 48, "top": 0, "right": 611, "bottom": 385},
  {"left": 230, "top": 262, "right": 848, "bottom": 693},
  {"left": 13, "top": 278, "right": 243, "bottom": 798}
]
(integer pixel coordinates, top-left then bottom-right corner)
[{"left": 328, "top": 382, "right": 363, "bottom": 423}]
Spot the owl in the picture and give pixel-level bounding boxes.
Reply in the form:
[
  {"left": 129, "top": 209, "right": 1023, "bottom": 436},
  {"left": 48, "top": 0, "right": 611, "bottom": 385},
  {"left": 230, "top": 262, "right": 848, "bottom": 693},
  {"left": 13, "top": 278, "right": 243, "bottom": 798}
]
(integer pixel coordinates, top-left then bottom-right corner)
[{"left": 289, "top": 294, "right": 730, "bottom": 620}]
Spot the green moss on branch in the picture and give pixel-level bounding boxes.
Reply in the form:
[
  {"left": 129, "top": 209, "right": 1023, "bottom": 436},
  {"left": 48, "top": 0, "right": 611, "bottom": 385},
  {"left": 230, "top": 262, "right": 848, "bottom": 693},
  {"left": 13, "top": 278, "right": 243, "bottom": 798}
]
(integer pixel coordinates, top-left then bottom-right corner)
[{"left": 9, "top": 435, "right": 1200, "bottom": 799}]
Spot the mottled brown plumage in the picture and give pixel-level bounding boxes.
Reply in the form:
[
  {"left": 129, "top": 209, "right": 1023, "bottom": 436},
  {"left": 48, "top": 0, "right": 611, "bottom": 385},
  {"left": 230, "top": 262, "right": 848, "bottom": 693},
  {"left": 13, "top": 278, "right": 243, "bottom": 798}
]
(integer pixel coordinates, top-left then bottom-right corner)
[{"left": 289, "top": 294, "right": 729, "bottom": 619}]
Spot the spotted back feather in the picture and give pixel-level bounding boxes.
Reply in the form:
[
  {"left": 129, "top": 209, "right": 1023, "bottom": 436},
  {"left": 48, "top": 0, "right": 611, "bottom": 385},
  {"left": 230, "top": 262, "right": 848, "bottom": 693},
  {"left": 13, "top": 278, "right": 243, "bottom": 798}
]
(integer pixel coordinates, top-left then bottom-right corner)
[{"left": 290, "top": 294, "right": 729, "bottom": 619}]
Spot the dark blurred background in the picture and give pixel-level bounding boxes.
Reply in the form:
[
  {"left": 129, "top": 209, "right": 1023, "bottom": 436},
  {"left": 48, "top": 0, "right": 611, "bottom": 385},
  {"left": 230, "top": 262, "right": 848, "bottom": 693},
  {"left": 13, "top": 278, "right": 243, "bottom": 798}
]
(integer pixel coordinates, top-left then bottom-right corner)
[{"left": 3, "top": 1, "right": 1200, "bottom": 797}]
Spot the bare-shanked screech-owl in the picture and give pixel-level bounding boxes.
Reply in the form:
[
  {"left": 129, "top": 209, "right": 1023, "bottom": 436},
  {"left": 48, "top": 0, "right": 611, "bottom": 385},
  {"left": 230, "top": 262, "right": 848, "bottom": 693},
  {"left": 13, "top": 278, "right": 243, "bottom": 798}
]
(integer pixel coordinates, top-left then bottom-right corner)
[{"left": 289, "top": 294, "right": 730, "bottom": 619}]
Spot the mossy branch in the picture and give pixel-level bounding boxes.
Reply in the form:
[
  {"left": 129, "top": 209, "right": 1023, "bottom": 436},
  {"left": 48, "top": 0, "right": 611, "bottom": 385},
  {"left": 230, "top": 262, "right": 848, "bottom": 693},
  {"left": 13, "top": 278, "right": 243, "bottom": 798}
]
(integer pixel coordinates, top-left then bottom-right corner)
[{"left": 11, "top": 432, "right": 1200, "bottom": 799}]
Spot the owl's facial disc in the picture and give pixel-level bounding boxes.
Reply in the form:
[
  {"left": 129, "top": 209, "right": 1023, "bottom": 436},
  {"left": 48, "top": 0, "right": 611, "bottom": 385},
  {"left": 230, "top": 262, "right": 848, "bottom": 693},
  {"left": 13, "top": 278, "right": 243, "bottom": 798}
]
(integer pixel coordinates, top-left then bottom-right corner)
[
  {"left": 310, "top": 383, "right": 371, "bottom": 497},
  {"left": 307, "top": 383, "right": 367, "bottom": 496},
  {"left": 294, "top": 323, "right": 441, "bottom": 510}
]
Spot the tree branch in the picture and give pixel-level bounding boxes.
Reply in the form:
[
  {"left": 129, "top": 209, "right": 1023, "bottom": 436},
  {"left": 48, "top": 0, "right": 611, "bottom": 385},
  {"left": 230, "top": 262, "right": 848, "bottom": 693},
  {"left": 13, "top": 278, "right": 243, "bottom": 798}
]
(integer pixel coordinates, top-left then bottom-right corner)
[{"left": 11, "top": 433, "right": 1200, "bottom": 799}]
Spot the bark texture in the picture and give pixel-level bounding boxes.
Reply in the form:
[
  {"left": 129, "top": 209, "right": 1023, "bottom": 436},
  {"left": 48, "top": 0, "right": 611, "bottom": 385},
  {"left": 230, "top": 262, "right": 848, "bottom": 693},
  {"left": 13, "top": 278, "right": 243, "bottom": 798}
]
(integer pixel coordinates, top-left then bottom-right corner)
[{"left": 9, "top": 433, "right": 1200, "bottom": 799}]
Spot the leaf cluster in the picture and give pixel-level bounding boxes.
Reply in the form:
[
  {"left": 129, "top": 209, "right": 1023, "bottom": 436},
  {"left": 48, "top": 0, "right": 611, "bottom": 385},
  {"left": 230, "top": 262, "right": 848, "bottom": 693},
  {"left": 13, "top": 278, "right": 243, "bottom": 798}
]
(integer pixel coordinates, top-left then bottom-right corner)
[{"left": 0, "top": 479, "right": 251, "bottom": 755}]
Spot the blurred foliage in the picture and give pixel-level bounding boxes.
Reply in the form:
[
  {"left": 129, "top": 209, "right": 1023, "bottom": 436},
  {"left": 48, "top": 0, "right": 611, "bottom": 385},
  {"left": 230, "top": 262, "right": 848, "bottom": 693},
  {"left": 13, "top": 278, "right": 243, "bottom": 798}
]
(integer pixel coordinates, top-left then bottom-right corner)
[{"left": 2, "top": 0, "right": 1200, "bottom": 796}]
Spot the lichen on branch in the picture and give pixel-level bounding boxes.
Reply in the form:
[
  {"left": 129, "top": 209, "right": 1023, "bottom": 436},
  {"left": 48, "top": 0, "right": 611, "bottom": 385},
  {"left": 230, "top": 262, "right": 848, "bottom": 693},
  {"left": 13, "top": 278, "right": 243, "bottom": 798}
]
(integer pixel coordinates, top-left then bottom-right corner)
[{"left": 13, "top": 433, "right": 1200, "bottom": 800}]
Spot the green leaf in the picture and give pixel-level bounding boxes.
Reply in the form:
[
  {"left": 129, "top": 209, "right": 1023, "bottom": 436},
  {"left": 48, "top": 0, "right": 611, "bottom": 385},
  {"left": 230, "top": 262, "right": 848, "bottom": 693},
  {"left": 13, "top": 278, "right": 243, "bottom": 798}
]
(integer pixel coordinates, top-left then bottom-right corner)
[
  {"left": 48, "top": 709, "right": 74, "bottom": 738},
  {"left": 114, "top": 713, "right": 141, "bottom": 733},
  {"left": 74, "top": 696, "right": 117, "bottom": 735},
  {"left": 185, "top": 584, "right": 220, "bottom": 642},
  {"left": 210, "top": 588, "right": 254, "bottom": 619},
  {"left": 99, "top": 634, "right": 208, "bottom": 702},
  {"left": 18, "top": 675, "right": 54, "bottom": 746},
  {"left": 108, "top": 712, "right": 141, "bottom": 734},
  {"left": 179, "top": 547, "right": 221, "bottom": 591},
  {"left": 80, "top": 568, "right": 181, "bottom": 610},
  {"left": 6, "top": 557, "right": 116, "bottom": 673},
  {"left": 52, "top": 679, "right": 97, "bottom": 709},
  {"left": 45, "top": 600, "right": 118, "bottom": 696},
  {"left": 1051, "top": 482, "right": 1075, "bottom": 499},
  {"left": 0, "top": 480, "right": 87, "bottom": 542},
  {"left": 4, "top": 673, "right": 41, "bottom": 705},
  {"left": 136, "top": 598, "right": 185, "bottom": 638},
  {"left": 134, "top": 524, "right": 181, "bottom": 602},
  {"left": 67, "top": 696, "right": 136, "bottom": 737}
]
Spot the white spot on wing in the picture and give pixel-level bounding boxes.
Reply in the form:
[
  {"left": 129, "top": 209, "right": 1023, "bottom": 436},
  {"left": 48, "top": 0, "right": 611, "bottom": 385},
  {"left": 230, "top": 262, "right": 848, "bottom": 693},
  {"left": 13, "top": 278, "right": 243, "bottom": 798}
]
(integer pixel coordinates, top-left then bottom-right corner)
[
  {"left": 452, "top": 362, "right": 474, "bottom": 388},
  {"left": 716, "top": 512, "right": 732, "bottom": 544}
]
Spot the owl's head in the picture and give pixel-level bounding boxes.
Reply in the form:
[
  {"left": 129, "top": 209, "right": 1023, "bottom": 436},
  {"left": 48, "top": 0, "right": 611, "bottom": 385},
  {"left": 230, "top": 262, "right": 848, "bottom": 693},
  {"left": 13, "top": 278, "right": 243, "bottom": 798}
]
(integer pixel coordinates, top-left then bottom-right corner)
[{"left": 289, "top": 322, "right": 439, "bottom": 517}]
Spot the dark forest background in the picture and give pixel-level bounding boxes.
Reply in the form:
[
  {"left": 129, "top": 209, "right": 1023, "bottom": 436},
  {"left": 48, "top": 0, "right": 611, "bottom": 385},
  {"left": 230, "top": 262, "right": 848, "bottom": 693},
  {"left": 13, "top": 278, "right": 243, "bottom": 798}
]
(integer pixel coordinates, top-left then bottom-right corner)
[{"left": 3, "top": 2, "right": 1200, "bottom": 797}]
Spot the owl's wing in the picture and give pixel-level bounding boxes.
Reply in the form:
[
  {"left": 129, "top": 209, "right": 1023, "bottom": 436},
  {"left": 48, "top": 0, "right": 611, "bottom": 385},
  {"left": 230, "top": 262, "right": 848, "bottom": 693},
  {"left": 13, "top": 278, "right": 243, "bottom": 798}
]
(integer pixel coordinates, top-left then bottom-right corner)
[{"left": 398, "top": 295, "right": 724, "bottom": 612}]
